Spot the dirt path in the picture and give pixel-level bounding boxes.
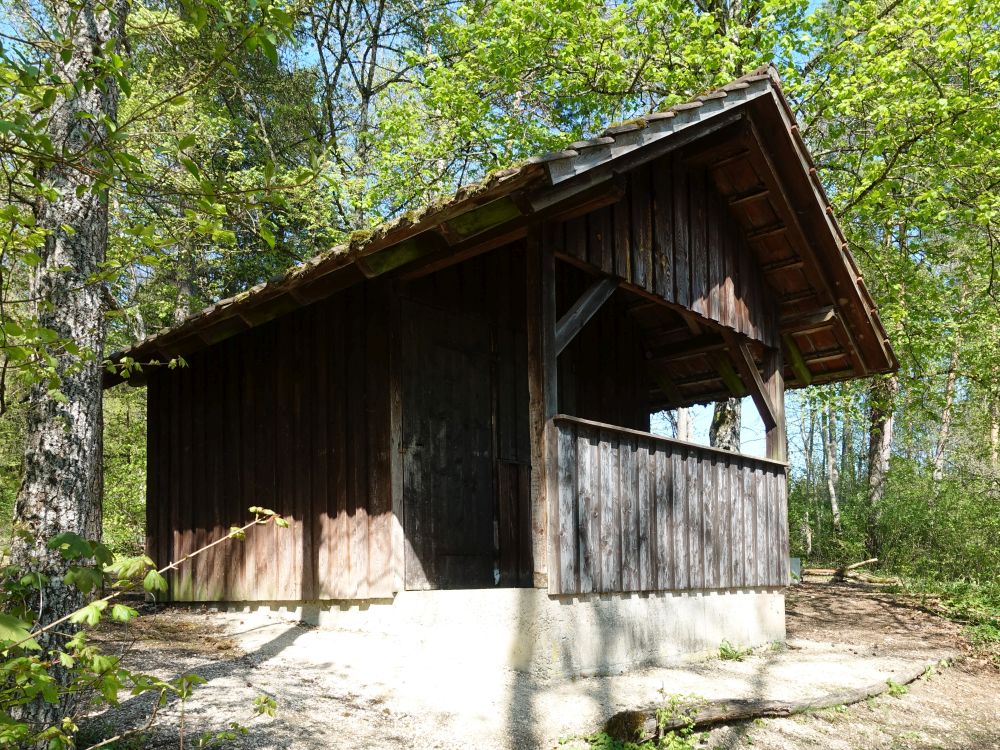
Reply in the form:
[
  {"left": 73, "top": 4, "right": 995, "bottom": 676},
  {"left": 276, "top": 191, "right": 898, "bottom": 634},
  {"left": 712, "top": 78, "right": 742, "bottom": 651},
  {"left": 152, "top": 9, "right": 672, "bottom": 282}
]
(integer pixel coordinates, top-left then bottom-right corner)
[
  {"left": 703, "top": 583, "right": 1000, "bottom": 750},
  {"left": 85, "top": 583, "right": 999, "bottom": 749}
]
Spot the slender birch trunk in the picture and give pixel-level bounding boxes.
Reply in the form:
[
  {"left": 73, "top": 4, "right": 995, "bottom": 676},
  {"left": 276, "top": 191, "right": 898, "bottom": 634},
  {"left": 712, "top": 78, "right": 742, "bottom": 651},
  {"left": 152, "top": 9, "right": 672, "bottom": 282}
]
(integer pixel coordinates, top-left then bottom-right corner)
[
  {"left": 801, "top": 400, "right": 816, "bottom": 555},
  {"left": 932, "top": 332, "right": 961, "bottom": 485},
  {"left": 991, "top": 400, "right": 999, "bottom": 472},
  {"left": 840, "top": 391, "right": 853, "bottom": 484},
  {"left": 823, "top": 403, "right": 843, "bottom": 534},
  {"left": 11, "top": 0, "right": 128, "bottom": 729},
  {"left": 675, "top": 406, "right": 691, "bottom": 441}
]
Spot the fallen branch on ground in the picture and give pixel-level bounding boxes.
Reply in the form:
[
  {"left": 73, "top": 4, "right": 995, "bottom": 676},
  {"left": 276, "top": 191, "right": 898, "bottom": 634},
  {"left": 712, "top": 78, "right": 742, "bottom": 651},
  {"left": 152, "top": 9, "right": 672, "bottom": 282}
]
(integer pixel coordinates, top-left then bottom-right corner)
[
  {"left": 803, "top": 558, "right": 878, "bottom": 581},
  {"left": 604, "top": 656, "right": 954, "bottom": 743}
]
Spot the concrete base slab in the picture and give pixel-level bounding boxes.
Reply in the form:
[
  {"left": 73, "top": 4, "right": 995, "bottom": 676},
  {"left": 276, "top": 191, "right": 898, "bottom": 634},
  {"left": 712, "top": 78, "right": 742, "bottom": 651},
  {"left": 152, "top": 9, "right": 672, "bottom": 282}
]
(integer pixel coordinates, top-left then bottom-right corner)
[
  {"left": 218, "top": 587, "right": 786, "bottom": 678},
  {"left": 93, "top": 604, "right": 953, "bottom": 749}
]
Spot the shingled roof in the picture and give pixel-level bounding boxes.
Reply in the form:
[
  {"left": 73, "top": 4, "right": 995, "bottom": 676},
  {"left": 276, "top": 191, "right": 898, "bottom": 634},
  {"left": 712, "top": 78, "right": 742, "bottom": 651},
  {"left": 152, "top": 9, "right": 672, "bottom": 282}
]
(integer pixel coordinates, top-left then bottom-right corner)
[{"left": 106, "top": 65, "right": 897, "bottom": 390}]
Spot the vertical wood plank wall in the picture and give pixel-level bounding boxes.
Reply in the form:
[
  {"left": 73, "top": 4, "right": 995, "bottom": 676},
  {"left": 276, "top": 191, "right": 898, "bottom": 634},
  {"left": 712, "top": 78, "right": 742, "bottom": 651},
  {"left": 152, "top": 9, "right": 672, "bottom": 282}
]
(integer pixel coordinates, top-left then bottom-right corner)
[
  {"left": 401, "top": 247, "right": 534, "bottom": 588},
  {"left": 146, "top": 281, "right": 393, "bottom": 602},
  {"left": 545, "top": 152, "right": 778, "bottom": 348},
  {"left": 551, "top": 415, "right": 789, "bottom": 595}
]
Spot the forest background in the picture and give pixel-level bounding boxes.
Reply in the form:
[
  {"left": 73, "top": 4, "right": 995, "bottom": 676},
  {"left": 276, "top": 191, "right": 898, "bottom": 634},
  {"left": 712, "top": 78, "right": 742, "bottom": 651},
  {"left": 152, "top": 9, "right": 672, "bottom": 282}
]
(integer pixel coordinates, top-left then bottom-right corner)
[{"left": 2, "top": 0, "right": 999, "bottom": 656}]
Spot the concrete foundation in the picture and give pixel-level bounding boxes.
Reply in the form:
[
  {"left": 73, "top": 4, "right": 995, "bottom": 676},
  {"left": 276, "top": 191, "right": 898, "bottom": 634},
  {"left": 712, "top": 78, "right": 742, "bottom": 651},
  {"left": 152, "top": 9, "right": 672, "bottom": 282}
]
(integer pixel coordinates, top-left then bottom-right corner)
[{"left": 216, "top": 588, "right": 785, "bottom": 679}]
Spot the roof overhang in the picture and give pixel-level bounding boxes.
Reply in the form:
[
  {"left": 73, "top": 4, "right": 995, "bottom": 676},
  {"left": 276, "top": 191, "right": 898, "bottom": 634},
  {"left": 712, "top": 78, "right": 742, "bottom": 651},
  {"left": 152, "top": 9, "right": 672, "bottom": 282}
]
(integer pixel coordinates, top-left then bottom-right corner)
[{"left": 105, "top": 65, "right": 896, "bottom": 389}]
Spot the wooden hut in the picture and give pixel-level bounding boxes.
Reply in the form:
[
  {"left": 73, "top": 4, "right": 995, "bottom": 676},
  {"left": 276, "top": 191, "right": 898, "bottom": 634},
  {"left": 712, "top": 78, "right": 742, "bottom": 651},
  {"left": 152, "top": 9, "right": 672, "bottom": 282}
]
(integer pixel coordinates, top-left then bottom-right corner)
[{"left": 107, "top": 66, "right": 896, "bottom": 675}]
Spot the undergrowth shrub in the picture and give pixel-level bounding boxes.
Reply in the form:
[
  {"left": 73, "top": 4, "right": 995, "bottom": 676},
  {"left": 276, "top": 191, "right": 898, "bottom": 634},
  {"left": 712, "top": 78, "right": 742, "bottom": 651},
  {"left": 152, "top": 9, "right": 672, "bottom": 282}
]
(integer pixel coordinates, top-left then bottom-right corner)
[{"left": 0, "top": 508, "right": 286, "bottom": 747}]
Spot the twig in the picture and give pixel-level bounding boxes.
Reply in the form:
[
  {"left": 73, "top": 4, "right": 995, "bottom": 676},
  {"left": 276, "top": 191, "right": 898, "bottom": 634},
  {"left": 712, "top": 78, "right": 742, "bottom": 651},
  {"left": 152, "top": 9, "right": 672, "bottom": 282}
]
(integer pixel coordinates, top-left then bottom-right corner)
[
  {"left": 81, "top": 688, "right": 165, "bottom": 750},
  {"left": 5, "top": 513, "right": 280, "bottom": 653}
]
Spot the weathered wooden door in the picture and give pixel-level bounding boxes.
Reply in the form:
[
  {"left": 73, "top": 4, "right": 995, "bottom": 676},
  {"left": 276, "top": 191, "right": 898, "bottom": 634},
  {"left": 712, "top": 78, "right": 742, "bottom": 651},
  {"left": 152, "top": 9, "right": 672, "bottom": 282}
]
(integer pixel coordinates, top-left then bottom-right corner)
[{"left": 402, "top": 300, "right": 496, "bottom": 589}]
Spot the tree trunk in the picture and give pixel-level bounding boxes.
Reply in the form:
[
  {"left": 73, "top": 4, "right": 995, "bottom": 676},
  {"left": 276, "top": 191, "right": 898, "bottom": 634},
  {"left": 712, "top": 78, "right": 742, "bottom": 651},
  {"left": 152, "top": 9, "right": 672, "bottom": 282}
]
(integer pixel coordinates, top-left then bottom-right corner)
[
  {"left": 174, "top": 249, "right": 197, "bottom": 325},
  {"left": 822, "top": 403, "right": 842, "bottom": 534},
  {"left": 932, "top": 338, "right": 960, "bottom": 485},
  {"left": 840, "top": 392, "right": 853, "bottom": 484},
  {"left": 675, "top": 406, "right": 691, "bottom": 441},
  {"left": 991, "top": 400, "right": 999, "bottom": 472},
  {"left": 866, "top": 375, "right": 897, "bottom": 558},
  {"left": 801, "top": 509, "right": 813, "bottom": 556},
  {"left": 709, "top": 398, "right": 741, "bottom": 451},
  {"left": 11, "top": 0, "right": 127, "bottom": 730},
  {"left": 800, "top": 402, "right": 816, "bottom": 555}
]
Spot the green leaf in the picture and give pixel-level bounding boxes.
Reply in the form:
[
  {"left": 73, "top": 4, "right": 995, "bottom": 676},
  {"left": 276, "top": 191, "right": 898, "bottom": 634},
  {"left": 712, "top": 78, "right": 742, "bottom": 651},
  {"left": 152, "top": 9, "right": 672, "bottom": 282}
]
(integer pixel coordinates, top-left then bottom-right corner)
[
  {"left": 47, "top": 532, "right": 92, "bottom": 561},
  {"left": 64, "top": 566, "right": 104, "bottom": 595},
  {"left": 143, "top": 569, "right": 168, "bottom": 594},
  {"left": 179, "top": 156, "right": 200, "bottom": 179},
  {"left": 0, "top": 614, "right": 40, "bottom": 650},
  {"left": 111, "top": 604, "right": 138, "bottom": 623},
  {"left": 19, "top": 572, "right": 48, "bottom": 589},
  {"left": 69, "top": 600, "right": 107, "bottom": 626},
  {"left": 91, "top": 541, "right": 114, "bottom": 567},
  {"left": 46, "top": 388, "right": 69, "bottom": 405},
  {"left": 178, "top": 134, "right": 197, "bottom": 151},
  {"left": 260, "top": 225, "right": 275, "bottom": 249}
]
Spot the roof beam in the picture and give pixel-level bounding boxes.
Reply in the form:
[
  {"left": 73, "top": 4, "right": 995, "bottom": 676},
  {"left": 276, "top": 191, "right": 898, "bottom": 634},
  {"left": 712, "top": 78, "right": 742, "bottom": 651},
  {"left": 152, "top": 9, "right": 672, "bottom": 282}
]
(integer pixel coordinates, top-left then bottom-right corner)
[
  {"left": 762, "top": 257, "right": 804, "bottom": 274},
  {"left": 782, "top": 333, "right": 813, "bottom": 386},
  {"left": 648, "top": 363, "right": 684, "bottom": 406},
  {"left": 712, "top": 352, "right": 749, "bottom": 397},
  {"left": 742, "top": 119, "right": 868, "bottom": 376},
  {"left": 803, "top": 350, "right": 848, "bottom": 365},
  {"left": 728, "top": 187, "right": 770, "bottom": 206},
  {"left": 645, "top": 334, "right": 727, "bottom": 363},
  {"left": 724, "top": 332, "right": 778, "bottom": 431},
  {"left": 401, "top": 184, "right": 624, "bottom": 283},
  {"left": 555, "top": 277, "right": 618, "bottom": 355},
  {"left": 746, "top": 223, "right": 787, "bottom": 242},
  {"left": 781, "top": 305, "right": 837, "bottom": 334}
]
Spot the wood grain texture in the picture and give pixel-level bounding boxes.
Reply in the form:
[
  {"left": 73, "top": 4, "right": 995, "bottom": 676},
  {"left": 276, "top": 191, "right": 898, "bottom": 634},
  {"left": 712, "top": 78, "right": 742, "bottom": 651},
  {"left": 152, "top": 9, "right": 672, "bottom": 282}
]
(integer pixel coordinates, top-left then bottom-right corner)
[
  {"left": 549, "top": 154, "right": 779, "bottom": 348},
  {"left": 552, "top": 416, "right": 787, "bottom": 595},
  {"left": 146, "top": 283, "right": 394, "bottom": 602}
]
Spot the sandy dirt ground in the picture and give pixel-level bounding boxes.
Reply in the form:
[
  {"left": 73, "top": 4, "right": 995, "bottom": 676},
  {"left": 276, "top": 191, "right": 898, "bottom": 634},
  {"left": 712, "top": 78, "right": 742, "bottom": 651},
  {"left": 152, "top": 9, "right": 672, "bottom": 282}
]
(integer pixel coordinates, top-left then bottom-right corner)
[
  {"left": 85, "top": 582, "right": 998, "bottom": 749},
  {"left": 701, "top": 583, "right": 1000, "bottom": 750}
]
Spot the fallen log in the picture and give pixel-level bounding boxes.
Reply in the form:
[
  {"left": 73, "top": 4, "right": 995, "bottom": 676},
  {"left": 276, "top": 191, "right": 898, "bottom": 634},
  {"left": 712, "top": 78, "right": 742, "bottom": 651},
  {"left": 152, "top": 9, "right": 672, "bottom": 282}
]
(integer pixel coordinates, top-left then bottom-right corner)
[
  {"left": 802, "top": 558, "right": 878, "bottom": 581},
  {"left": 850, "top": 571, "right": 902, "bottom": 586},
  {"left": 604, "top": 656, "right": 952, "bottom": 743}
]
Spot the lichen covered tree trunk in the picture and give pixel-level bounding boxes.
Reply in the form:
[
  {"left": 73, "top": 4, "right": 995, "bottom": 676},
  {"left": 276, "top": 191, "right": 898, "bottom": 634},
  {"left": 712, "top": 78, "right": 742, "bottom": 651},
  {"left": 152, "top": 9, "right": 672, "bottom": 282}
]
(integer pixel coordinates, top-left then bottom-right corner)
[
  {"left": 866, "top": 374, "right": 898, "bottom": 558},
  {"left": 10, "top": 0, "right": 127, "bottom": 729},
  {"left": 709, "top": 397, "right": 741, "bottom": 452}
]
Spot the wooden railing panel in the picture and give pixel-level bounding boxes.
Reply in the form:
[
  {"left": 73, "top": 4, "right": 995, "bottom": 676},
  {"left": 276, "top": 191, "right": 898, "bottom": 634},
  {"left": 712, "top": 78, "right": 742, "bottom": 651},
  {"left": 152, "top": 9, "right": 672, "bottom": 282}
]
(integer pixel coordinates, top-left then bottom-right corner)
[{"left": 552, "top": 415, "right": 789, "bottom": 595}]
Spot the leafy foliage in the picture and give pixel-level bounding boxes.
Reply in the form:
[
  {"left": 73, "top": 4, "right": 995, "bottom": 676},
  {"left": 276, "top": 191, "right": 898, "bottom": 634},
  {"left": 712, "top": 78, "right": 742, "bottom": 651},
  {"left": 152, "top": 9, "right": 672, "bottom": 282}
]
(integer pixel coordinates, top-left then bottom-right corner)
[
  {"left": 718, "top": 640, "right": 753, "bottom": 662},
  {"left": 0, "top": 0, "right": 998, "bottom": 741},
  {"left": 0, "top": 512, "right": 284, "bottom": 746}
]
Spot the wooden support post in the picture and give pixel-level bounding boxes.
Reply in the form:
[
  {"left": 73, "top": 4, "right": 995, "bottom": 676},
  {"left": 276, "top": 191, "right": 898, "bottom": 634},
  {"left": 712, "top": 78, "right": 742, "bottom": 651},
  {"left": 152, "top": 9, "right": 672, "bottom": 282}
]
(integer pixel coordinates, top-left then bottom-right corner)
[
  {"left": 527, "top": 226, "right": 558, "bottom": 589},
  {"left": 724, "top": 332, "right": 778, "bottom": 432},
  {"left": 555, "top": 276, "right": 618, "bottom": 355},
  {"left": 763, "top": 346, "right": 786, "bottom": 462},
  {"left": 388, "top": 281, "right": 405, "bottom": 593}
]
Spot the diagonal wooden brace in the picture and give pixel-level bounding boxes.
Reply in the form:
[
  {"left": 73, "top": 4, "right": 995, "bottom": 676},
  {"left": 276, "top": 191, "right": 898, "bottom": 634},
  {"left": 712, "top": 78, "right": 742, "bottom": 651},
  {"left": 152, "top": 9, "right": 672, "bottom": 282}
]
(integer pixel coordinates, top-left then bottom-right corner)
[
  {"left": 723, "top": 331, "right": 778, "bottom": 431},
  {"left": 554, "top": 276, "right": 618, "bottom": 356}
]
